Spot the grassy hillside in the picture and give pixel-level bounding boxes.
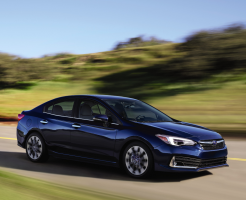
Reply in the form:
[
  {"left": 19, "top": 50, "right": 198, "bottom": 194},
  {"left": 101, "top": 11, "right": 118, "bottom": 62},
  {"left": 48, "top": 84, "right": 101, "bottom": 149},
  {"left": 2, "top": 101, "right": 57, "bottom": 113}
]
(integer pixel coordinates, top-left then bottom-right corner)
[{"left": 0, "top": 25, "right": 246, "bottom": 134}]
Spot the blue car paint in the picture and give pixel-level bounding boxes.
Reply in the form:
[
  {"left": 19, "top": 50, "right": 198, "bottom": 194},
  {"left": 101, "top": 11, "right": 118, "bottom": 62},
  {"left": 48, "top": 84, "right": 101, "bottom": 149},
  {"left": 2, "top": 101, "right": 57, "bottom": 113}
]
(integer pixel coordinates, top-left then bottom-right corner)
[
  {"left": 17, "top": 95, "right": 228, "bottom": 172},
  {"left": 143, "top": 122, "right": 223, "bottom": 141}
]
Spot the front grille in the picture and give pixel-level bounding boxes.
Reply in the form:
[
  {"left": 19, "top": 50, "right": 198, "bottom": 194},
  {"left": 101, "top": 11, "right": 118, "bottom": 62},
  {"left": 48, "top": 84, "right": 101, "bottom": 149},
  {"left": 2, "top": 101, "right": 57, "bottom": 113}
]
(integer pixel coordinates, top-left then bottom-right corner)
[
  {"left": 199, "top": 139, "right": 225, "bottom": 150},
  {"left": 174, "top": 156, "right": 227, "bottom": 168}
]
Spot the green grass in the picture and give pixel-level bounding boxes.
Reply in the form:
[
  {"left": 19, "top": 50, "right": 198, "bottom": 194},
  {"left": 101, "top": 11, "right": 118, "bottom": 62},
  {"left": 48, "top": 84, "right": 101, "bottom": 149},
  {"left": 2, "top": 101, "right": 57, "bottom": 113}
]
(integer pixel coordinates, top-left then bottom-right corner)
[
  {"left": 0, "top": 169, "right": 132, "bottom": 200},
  {"left": 0, "top": 81, "right": 95, "bottom": 118},
  {"left": 149, "top": 81, "right": 246, "bottom": 124},
  {"left": 1, "top": 79, "right": 245, "bottom": 127},
  {"left": 0, "top": 42, "right": 246, "bottom": 134}
]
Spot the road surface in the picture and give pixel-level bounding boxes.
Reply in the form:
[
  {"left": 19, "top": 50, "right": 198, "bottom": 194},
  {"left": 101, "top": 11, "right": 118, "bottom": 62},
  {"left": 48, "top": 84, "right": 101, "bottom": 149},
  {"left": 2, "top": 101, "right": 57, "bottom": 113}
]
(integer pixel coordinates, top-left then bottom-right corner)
[{"left": 0, "top": 125, "right": 245, "bottom": 200}]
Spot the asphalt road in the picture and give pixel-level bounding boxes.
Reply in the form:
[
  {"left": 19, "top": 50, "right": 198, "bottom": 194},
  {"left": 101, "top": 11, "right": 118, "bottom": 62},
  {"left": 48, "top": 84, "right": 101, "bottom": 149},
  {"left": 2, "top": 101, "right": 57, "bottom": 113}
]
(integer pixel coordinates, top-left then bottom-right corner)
[{"left": 0, "top": 125, "right": 245, "bottom": 200}]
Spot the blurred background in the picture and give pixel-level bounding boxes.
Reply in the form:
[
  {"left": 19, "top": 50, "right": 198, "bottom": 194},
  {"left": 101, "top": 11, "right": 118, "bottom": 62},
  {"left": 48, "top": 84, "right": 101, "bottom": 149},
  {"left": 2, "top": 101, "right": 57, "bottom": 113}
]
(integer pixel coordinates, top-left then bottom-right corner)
[
  {"left": 1, "top": 0, "right": 246, "bottom": 136},
  {"left": 0, "top": 1, "right": 246, "bottom": 199}
]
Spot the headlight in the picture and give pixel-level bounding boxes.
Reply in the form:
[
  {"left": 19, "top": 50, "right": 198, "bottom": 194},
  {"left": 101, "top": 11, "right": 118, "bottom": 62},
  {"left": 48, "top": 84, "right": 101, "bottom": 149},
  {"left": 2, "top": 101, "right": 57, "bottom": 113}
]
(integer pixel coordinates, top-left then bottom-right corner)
[{"left": 156, "top": 134, "right": 197, "bottom": 146}]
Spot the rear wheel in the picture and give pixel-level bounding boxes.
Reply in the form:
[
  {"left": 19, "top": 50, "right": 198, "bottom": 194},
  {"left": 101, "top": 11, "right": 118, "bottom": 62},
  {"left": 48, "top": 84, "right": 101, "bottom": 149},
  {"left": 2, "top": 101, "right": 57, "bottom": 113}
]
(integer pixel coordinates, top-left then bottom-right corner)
[
  {"left": 122, "top": 142, "right": 153, "bottom": 178},
  {"left": 26, "top": 132, "right": 49, "bottom": 162}
]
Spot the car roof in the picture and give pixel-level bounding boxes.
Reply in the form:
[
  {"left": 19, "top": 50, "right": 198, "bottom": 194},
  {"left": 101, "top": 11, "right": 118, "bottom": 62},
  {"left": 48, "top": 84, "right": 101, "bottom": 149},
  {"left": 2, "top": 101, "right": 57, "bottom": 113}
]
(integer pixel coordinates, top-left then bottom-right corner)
[
  {"left": 59, "top": 94, "right": 136, "bottom": 101},
  {"left": 32, "top": 95, "right": 136, "bottom": 113}
]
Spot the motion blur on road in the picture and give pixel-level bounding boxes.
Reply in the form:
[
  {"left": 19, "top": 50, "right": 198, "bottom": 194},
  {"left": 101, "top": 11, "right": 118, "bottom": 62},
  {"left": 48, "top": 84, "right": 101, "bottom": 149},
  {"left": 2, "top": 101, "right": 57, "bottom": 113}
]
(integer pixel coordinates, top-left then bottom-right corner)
[
  {"left": 0, "top": 125, "right": 246, "bottom": 200},
  {"left": 0, "top": 0, "right": 246, "bottom": 199}
]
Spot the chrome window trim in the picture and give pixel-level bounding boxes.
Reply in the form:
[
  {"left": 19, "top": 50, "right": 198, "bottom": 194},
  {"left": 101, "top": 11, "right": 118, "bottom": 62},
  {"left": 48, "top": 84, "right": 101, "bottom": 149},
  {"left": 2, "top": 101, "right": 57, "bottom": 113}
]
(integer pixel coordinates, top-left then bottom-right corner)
[
  {"left": 43, "top": 112, "right": 119, "bottom": 124},
  {"left": 93, "top": 117, "right": 103, "bottom": 121},
  {"left": 111, "top": 123, "right": 120, "bottom": 125},
  {"left": 74, "top": 117, "right": 94, "bottom": 121},
  {"left": 44, "top": 112, "right": 96, "bottom": 121},
  {"left": 43, "top": 112, "right": 74, "bottom": 118}
]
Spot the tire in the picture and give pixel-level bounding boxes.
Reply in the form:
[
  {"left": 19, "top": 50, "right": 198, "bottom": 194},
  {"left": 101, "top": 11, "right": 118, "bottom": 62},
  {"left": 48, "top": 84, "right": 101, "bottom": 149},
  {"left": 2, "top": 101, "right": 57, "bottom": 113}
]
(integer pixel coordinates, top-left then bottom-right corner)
[
  {"left": 25, "top": 132, "right": 49, "bottom": 162},
  {"left": 122, "top": 141, "right": 153, "bottom": 178}
]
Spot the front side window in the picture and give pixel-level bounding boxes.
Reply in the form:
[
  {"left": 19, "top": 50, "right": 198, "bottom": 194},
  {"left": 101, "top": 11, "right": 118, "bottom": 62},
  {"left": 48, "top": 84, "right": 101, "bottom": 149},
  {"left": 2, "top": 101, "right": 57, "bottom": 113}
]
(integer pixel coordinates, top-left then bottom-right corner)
[
  {"left": 104, "top": 99, "right": 173, "bottom": 123},
  {"left": 45, "top": 99, "right": 75, "bottom": 117},
  {"left": 78, "top": 100, "right": 98, "bottom": 120},
  {"left": 78, "top": 99, "right": 118, "bottom": 123}
]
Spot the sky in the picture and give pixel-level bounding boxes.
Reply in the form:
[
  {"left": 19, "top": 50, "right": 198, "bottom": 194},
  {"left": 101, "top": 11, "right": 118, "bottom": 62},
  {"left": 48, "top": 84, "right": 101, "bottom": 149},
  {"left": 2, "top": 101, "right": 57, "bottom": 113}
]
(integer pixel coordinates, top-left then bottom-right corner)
[{"left": 0, "top": 0, "right": 246, "bottom": 58}]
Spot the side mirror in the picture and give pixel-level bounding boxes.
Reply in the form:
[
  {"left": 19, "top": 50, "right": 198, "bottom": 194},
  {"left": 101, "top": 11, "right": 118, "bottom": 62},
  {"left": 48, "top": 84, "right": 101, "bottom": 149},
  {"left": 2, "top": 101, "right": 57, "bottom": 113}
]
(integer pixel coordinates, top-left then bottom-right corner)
[{"left": 93, "top": 114, "right": 108, "bottom": 122}]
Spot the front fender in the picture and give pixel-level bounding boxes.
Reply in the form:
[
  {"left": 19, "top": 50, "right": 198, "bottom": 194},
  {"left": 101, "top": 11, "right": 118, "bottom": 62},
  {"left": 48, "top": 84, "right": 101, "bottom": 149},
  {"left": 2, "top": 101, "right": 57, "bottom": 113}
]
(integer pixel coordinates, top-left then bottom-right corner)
[{"left": 113, "top": 127, "right": 158, "bottom": 161}]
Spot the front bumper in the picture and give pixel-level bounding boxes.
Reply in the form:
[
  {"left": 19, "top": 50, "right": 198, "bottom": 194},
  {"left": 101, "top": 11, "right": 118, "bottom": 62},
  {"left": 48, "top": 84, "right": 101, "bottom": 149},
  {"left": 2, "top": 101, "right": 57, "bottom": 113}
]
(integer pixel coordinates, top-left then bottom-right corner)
[
  {"left": 159, "top": 163, "right": 229, "bottom": 172},
  {"left": 196, "top": 164, "right": 229, "bottom": 172},
  {"left": 153, "top": 143, "right": 228, "bottom": 172}
]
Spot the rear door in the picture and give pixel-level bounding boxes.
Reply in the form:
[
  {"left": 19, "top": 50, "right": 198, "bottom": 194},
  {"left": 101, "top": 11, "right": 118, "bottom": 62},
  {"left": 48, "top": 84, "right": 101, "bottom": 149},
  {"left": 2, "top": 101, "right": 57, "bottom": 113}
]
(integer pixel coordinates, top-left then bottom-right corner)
[{"left": 39, "top": 98, "right": 76, "bottom": 150}]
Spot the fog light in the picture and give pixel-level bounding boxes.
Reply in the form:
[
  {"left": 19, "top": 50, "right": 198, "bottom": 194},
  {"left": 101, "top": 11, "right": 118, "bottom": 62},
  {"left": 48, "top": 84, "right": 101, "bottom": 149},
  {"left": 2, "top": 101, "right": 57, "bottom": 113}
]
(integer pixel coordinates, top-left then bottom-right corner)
[{"left": 170, "top": 156, "right": 176, "bottom": 167}]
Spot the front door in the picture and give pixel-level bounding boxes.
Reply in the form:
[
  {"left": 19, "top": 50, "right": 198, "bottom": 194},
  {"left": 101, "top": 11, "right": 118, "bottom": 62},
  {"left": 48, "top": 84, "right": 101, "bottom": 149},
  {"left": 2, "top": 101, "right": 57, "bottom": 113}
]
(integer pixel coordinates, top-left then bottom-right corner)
[{"left": 70, "top": 98, "right": 119, "bottom": 163}]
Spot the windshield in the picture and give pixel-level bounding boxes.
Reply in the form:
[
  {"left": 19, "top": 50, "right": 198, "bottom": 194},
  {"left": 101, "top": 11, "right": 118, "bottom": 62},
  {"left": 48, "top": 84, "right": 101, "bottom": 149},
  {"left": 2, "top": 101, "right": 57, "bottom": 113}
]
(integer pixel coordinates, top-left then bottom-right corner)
[{"left": 104, "top": 99, "right": 173, "bottom": 123}]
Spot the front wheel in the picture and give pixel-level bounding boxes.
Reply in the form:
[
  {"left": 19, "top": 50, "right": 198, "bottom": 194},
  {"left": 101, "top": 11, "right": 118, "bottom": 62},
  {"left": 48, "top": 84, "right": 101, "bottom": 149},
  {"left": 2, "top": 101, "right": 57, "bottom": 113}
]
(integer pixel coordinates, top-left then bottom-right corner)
[
  {"left": 122, "top": 142, "right": 153, "bottom": 178},
  {"left": 26, "top": 132, "right": 49, "bottom": 162}
]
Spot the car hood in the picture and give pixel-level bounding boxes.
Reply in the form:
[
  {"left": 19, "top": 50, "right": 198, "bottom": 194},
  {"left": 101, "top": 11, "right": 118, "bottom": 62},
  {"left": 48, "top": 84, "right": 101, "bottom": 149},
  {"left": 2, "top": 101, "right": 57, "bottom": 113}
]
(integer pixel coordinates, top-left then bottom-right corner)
[{"left": 142, "top": 121, "right": 223, "bottom": 141}]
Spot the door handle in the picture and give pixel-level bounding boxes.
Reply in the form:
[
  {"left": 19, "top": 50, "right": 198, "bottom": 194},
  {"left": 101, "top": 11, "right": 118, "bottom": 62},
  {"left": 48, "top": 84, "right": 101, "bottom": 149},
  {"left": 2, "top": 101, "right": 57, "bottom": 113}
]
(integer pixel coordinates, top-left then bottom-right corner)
[
  {"left": 72, "top": 124, "right": 81, "bottom": 128},
  {"left": 40, "top": 120, "right": 48, "bottom": 124}
]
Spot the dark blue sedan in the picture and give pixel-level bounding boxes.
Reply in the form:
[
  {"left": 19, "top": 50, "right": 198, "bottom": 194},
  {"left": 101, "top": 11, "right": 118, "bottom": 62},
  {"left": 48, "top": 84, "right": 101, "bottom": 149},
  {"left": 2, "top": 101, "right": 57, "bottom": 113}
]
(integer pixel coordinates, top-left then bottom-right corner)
[{"left": 17, "top": 95, "right": 228, "bottom": 178}]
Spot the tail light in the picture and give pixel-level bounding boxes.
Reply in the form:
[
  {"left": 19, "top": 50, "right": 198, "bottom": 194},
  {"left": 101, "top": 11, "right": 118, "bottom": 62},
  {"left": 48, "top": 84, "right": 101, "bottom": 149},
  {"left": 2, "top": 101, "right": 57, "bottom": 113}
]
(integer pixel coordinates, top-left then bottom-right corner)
[{"left": 18, "top": 114, "right": 25, "bottom": 121}]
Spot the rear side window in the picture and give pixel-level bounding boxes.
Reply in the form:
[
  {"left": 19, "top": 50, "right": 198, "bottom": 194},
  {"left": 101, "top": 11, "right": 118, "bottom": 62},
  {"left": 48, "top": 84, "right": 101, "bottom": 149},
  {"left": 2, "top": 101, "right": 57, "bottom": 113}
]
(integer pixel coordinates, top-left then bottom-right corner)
[{"left": 45, "top": 99, "right": 75, "bottom": 117}]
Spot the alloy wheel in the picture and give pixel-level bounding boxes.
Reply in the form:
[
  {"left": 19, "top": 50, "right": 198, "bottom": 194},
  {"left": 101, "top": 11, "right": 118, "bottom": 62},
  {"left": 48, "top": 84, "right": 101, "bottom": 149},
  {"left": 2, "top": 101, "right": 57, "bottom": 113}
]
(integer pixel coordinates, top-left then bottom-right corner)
[
  {"left": 125, "top": 146, "right": 149, "bottom": 176},
  {"left": 27, "top": 136, "right": 43, "bottom": 160}
]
